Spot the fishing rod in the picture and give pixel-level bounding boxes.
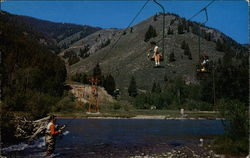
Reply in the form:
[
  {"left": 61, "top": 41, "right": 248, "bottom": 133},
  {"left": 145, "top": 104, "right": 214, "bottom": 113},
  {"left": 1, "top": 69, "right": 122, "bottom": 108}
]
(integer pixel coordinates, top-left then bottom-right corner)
[{"left": 58, "top": 115, "right": 78, "bottom": 131}]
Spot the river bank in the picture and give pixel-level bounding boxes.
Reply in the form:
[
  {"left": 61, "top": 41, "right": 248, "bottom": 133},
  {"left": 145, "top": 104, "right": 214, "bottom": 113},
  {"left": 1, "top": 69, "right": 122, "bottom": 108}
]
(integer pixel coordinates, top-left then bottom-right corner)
[
  {"left": 3, "top": 118, "right": 245, "bottom": 158},
  {"left": 3, "top": 119, "right": 226, "bottom": 158},
  {"left": 52, "top": 110, "right": 223, "bottom": 120}
]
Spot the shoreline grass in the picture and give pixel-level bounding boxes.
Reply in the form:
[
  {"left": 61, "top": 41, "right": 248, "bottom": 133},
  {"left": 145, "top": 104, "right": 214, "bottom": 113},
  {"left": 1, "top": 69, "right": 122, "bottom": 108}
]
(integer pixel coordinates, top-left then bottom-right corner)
[{"left": 51, "top": 109, "right": 221, "bottom": 119}]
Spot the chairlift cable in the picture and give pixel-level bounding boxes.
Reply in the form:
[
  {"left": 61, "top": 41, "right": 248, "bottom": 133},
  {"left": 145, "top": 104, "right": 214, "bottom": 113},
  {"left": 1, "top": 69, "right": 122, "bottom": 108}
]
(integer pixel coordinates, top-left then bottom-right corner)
[
  {"left": 98, "top": 0, "right": 150, "bottom": 65},
  {"left": 188, "top": 0, "right": 215, "bottom": 21},
  {"left": 112, "top": 0, "right": 166, "bottom": 76},
  {"left": 110, "top": 0, "right": 151, "bottom": 50},
  {"left": 95, "top": 0, "right": 216, "bottom": 78}
]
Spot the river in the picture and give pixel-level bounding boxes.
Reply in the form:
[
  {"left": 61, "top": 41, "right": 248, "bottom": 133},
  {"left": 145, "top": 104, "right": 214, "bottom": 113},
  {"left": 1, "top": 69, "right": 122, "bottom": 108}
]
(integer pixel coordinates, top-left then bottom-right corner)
[{"left": 2, "top": 119, "right": 225, "bottom": 158}]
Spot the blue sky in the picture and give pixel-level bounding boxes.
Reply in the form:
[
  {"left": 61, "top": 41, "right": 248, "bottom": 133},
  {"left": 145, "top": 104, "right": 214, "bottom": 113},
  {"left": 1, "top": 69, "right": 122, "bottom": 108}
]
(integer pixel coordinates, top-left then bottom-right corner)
[{"left": 2, "top": 1, "right": 248, "bottom": 44}]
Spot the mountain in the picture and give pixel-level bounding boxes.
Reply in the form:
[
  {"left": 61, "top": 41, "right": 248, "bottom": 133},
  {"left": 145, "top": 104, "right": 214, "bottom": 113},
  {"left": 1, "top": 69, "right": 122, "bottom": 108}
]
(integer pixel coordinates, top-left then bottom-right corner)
[
  {"left": 1, "top": 11, "right": 101, "bottom": 53},
  {"left": 67, "top": 13, "right": 248, "bottom": 92},
  {"left": 1, "top": 11, "right": 247, "bottom": 93},
  {"left": 1, "top": 10, "right": 69, "bottom": 120}
]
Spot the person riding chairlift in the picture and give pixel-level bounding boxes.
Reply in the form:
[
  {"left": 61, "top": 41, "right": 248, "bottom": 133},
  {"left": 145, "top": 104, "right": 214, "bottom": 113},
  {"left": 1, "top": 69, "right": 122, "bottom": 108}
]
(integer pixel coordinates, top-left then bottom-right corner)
[
  {"left": 148, "top": 41, "right": 161, "bottom": 67},
  {"left": 201, "top": 55, "right": 209, "bottom": 72}
]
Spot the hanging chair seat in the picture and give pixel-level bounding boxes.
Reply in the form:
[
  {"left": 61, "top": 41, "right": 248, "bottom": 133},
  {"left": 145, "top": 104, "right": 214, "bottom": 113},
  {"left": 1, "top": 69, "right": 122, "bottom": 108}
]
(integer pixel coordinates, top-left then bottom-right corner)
[
  {"left": 150, "top": 54, "right": 164, "bottom": 61},
  {"left": 196, "top": 68, "right": 210, "bottom": 73}
]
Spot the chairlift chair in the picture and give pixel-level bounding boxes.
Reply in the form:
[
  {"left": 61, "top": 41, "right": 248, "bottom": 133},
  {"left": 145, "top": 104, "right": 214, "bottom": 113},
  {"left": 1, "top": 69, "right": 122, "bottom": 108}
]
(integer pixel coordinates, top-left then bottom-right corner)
[
  {"left": 149, "top": 48, "right": 164, "bottom": 62},
  {"left": 196, "top": 55, "right": 212, "bottom": 79}
]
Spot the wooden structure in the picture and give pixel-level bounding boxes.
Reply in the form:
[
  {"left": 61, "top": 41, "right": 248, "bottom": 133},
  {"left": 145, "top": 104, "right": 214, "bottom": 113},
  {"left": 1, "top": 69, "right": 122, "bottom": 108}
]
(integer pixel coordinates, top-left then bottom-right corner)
[
  {"left": 87, "top": 76, "right": 100, "bottom": 113},
  {"left": 14, "top": 116, "right": 50, "bottom": 141}
]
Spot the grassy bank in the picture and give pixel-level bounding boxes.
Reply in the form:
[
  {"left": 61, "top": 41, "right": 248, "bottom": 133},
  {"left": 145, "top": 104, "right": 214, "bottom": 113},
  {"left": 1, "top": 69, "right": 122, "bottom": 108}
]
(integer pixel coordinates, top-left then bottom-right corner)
[{"left": 52, "top": 109, "right": 221, "bottom": 119}]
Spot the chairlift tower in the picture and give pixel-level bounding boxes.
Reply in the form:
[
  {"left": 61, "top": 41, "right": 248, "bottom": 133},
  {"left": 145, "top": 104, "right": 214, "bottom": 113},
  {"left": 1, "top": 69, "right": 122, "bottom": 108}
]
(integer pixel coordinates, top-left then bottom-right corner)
[{"left": 87, "top": 76, "right": 100, "bottom": 113}]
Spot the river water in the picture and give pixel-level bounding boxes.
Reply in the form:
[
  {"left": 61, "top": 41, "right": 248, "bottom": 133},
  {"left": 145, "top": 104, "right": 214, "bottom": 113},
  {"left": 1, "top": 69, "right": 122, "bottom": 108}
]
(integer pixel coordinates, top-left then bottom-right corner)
[{"left": 2, "top": 119, "right": 225, "bottom": 158}]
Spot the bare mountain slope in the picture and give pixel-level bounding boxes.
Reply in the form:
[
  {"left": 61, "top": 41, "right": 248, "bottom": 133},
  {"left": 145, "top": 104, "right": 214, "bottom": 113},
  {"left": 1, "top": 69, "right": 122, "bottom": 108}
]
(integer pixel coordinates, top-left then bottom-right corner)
[
  {"left": 64, "top": 13, "right": 245, "bottom": 92},
  {"left": 67, "top": 14, "right": 216, "bottom": 90}
]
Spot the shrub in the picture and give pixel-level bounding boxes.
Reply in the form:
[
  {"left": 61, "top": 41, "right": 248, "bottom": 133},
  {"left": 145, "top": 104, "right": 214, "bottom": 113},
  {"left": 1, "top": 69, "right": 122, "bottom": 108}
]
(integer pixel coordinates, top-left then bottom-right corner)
[
  {"left": 213, "top": 135, "right": 248, "bottom": 156},
  {"left": 101, "top": 39, "right": 111, "bottom": 48},
  {"left": 68, "top": 55, "right": 80, "bottom": 65},
  {"left": 128, "top": 76, "right": 138, "bottom": 97},
  {"left": 134, "top": 94, "right": 147, "bottom": 109},
  {"left": 185, "top": 100, "right": 213, "bottom": 111},
  {"left": 169, "top": 52, "right": 176, "bottom": 62},
  {"left": 26, "top": 91, "right": 58, "bottom": 119},
  {"left": 113, "top": 103, "right": 121, "bottom": 110},
  {"left": 51, "top": 93, "right": 76, "bottom": 112},
  {"left": 213, "top": 99, "right": 249, "bottom": 156},
  {"left": 218, "top": 99, "right": 248, "bottom": 138}
]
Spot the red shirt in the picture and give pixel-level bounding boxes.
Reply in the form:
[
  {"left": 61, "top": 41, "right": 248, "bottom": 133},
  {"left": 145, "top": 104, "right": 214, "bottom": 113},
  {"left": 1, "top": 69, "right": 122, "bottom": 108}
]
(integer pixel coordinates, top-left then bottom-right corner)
[{"left": 49, "top": 123, "right": 60, "bottom": 135}]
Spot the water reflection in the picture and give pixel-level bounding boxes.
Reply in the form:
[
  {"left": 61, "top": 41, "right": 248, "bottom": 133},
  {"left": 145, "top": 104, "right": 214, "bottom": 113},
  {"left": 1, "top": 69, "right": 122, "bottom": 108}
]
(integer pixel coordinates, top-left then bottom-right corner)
[{"left": 4, "top": 119, "right": 225, "bottom": 158}]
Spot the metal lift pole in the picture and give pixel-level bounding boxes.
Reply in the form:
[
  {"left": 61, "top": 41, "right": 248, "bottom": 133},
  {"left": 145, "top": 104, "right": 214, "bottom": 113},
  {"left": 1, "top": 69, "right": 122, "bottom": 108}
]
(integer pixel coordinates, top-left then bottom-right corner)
[
  {"left": 198, "top": 8, "right": 208, "bottom": 63},
  {"left": 153, "top": 0, "right": 165, "bottom": 60}
]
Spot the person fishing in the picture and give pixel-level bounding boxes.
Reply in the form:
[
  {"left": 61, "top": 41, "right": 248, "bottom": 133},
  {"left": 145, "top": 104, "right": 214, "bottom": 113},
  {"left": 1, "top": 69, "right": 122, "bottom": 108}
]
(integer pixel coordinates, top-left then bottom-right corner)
[
  {"left": 45, "top": 115, "right": 63, "bottom": 156},
  {"left": 148, "top": 41, "right": 161, "bottom": 67}
]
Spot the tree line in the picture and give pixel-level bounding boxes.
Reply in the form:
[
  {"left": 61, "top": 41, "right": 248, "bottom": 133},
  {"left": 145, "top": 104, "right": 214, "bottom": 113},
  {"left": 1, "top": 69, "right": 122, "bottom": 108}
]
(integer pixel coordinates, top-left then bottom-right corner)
[
  {"left": 1, "top": 17, "right": 67, "bottom": 146},
  {"left": 71, "top": 64, "right": 116, "bottom": 96}
]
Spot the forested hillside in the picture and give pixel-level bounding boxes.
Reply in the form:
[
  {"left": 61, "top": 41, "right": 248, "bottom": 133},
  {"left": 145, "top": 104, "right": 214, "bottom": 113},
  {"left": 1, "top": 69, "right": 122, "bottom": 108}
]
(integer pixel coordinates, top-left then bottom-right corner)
[
  {"left": 1, "top": 11, "right": 101, "bottom": 53},
  {"left": 1, "top": 12, "right": 68, "bottom": 145}
]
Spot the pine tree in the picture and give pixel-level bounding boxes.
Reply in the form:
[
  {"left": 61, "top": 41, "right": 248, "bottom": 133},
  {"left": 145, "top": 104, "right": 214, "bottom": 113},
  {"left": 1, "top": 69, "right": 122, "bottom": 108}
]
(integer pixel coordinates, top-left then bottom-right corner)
[
  {"left": 184, "top": 44, "right": 191, "bottom": 56},
  {"left": 144, "top": 25, "right": 157, "bottom": 42},
  {"left": 164, "top": 74, "right": 168, "bottom": 82},
  {"left": 151, "top": 82, "right": 161, "bottom": 93},
  {"left": 62, "top": 43, "right": 67, "bottom": 49},
  {"left": 151, "top": 82, "right": 157, "bottom": 93},
  {"left": 205, "top": 32, "right": 211, "bottom": 41},
  {"left": 178, "top": 23, "right": 184, "bottom": 34},
  {"left": 186, "top": 22, "right": 190, "bottom": 32},
  {"left": 93, "top": 63, "right": 102, "bottom": 78},
  {"left": 216, "top": 39, "right": 224, "bottom": 52},
  {"left": 153, "top": 14, "right": 158, "bottom": 21},
  {"left": 167, "top": 27, "right": 173, "bottom": 35},
  {"left": 130, "top": 27, "right": 133, "bottom": 33},
  {"left": 218, "top": 58, "right": 222, "bottom": 66},
  {"left": 169, "top": 52, "right": 176, "bottom": 62},
  {"left": 167, "top": 27, "right": 171, "bottom": 35},
  {"left": 181, "top": 40, "right": 186, "bottom": 49},
  {"left": 156, "top": 83, "right": 161, "bottom": 93},
  {"left": 170, "top": 19, "right": 175, "bottom": 25},
  {"left": 128, "top": 76, "right": 138, "bottom": 97},
  {"left": 188, "top": 53, "right": 192, "bottom": 60},
  {"left": 80, "top": 44, "right": 90, "bottom": 58},
  {"left": 104, "top": 74, "right": 116, "bottom": 96},
  {"left": 191, "top": 23, "right": 199, "bottom": 35}
]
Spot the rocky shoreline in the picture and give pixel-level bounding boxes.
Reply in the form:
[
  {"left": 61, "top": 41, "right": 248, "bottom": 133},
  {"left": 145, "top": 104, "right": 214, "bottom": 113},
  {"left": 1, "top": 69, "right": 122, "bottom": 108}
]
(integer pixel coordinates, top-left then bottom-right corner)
[{"left": 57, "top": 141, "right": 232, "bottom": 158}]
